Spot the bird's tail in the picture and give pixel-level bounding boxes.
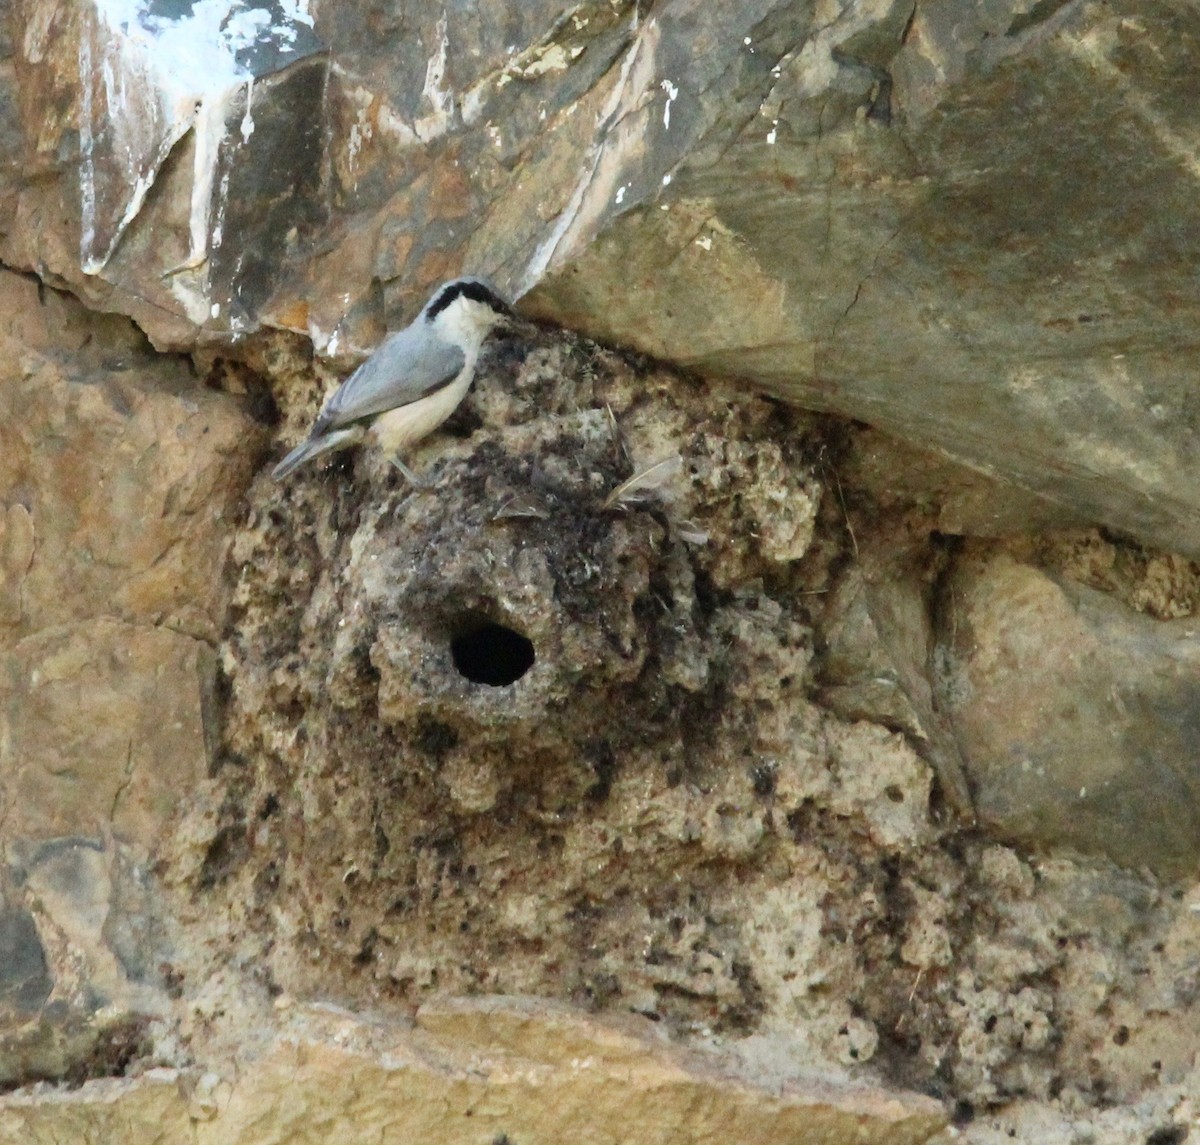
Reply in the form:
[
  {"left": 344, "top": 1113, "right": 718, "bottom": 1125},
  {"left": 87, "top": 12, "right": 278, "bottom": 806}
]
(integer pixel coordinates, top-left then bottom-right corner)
[{"left": 271, "top": 428, "right": 361, "bottom": 480}]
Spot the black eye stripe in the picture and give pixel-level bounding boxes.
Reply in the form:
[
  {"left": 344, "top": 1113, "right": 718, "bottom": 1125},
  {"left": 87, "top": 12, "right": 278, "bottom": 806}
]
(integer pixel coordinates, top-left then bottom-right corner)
[{"left": 425, "top": 279, "right": 512, "bottom": 320}]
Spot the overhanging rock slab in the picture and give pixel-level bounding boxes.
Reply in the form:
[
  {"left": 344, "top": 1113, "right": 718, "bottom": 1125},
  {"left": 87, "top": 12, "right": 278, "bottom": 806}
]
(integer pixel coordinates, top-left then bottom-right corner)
[{"left": 524, "top": 0, "right": 1200, "bottom": 559}]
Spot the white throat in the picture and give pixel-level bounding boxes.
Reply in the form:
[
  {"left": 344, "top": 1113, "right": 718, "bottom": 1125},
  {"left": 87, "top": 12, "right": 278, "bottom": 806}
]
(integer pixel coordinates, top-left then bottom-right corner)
[{"left": 429, "top": 299, "right": 502, "bottom": 351}]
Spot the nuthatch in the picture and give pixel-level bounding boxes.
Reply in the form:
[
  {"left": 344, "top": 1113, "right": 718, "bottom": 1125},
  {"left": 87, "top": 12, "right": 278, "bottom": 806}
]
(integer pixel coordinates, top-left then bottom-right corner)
[{"left": 272, "top": 277, "right": 514, "bottom": 483}]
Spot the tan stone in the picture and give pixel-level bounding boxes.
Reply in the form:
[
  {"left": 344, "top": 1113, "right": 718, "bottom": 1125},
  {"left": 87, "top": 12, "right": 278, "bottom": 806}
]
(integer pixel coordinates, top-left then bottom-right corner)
[
  {"left": 0, "top": 619, "right": 213, "bottom": 849},
  {"left": 0, "top": 270, "right": 258, "bottom": 645},
  {"left": 0, "top": 1001, "right": 948, "bottom": 1145},
  {"left": 0, "top": 504, "right": 35, "bottom": 628},
  {"left": 840, "top": 427, "right": 1085, "bottom": 540},
  {"left": 937, "top": 548, "right": 1200, "bottom": 873}
]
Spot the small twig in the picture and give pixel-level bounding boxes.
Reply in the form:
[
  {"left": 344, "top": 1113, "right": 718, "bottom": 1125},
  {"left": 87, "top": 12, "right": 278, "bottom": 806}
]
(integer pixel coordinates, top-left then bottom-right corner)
[
  {"left": 604, "top": 402, "right": 630, "bottom": 464},
  {"left": 831, "top": 469, "right": 858, "bottom": 560}
]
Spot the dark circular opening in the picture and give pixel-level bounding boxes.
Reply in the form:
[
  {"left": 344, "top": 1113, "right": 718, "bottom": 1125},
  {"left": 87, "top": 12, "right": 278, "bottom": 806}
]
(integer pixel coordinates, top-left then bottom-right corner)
[{"left": 450, "top": 618, "right": 535, "bottom": 686}]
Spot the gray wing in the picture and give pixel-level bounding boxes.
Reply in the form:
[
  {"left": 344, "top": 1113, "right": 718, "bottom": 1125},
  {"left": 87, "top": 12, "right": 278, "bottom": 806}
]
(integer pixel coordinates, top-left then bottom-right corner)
[{"left": 314, "top": 324, "right": 466, "bottom": 434}]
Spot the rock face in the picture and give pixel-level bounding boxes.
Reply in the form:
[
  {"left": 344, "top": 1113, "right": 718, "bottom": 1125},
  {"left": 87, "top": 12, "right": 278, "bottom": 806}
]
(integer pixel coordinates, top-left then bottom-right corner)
[
  {"left": 7, "top": 0, "right": 326, "bottom": 342},
  {"left": 521, "top": 0, "right": 1200, "bottom": 561},
  {"left": 173, "top": 330, "right": 1200, "bottom": 1136},
  {"left": 0, "top": 268, "right": 260, "bottom": 1084},
  {"left": 6, "top": 1, "right": 1200, "bottom": 558},
  {"left": 0, "top": 1000, "right": 946, "bottom": 1145},
  {"left": 4, "top": 3, "right": 1200, "bottom": 1144},
  {"left": 937, "top": 542, "right": 1200, "bottom": 874},
  {"left": 5, "top": 281, "right": 1200, "bottom": 1141}
]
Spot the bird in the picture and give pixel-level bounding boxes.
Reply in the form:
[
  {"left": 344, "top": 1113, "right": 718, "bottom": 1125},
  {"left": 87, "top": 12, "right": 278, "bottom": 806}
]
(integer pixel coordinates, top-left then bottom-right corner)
[{"left": 272, "top": 276, "right": 515, "bottom": 483}]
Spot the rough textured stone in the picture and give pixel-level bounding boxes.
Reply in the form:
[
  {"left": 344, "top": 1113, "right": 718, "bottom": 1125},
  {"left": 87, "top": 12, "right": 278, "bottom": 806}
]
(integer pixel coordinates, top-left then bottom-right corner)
[
  {"left": 0, "top": 1002, "right": 947, "bottom": 1144},
  {"left": 8, "top": 316, "right": 1200, "bottom": 1138},
  {"left": 144, "top": 326, "right": 1200, "bottom": 1136},
  {"left": 1, "top": 619, "right": 214, "bottom": 847},
  {"left": 0, "top": 266, "right": 259, "bottom": 1089},
  {"left": 195, "top": 333, "right": 852, "bottom": 1040},
  {"left": 0, "top": 264, "right": 251, "bottom": 853},
  {"left": 6, "top": 0, "right": 1200, "bottom": 569},
  {"left": 0, "top": 837, "right": 163, "bottom": 1089},
  {"left": 0, "top": 907, "right": 50, "bottom": 1017},
  {"left": 522, "top": 1, "right": 1200, "bottom": 560},
  {"left": 0, "top": 270, "right": 260, "bottom": 644},
  {"left": 838, "top": 427, "right": 1087, "bottom": 540},
  {"left": 936, "top": 542, "right": 1200, "bottom": 874},
  {"left": 817, "top": 536, "right": 972, "bottom": 817},
  {"left": 7, "top": 0, "right": 326, "bottom": 340}
]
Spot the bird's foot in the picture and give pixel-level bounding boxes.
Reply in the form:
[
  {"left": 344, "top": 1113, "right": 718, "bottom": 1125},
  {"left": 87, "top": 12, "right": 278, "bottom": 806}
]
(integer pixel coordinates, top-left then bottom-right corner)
[{"left": 390, "top": 457, "right": 433, "bottom": 488}]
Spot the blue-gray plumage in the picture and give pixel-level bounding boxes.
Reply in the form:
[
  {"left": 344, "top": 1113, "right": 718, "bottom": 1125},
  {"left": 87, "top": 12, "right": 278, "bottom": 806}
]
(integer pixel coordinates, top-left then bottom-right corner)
[{"left": 272, "top": 277, "right": 513, "bottom": 482}]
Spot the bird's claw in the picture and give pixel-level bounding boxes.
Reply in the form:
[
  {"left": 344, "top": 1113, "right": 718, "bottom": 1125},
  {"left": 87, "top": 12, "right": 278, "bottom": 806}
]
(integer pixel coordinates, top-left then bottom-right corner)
[{"left": 390, "top": 457, "right": 433, "bottom": 488}]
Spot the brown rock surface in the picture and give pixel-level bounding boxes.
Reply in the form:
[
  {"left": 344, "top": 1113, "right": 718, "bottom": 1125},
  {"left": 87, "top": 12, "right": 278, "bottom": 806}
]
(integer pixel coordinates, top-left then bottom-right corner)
[
  {"left": 0, "top": 267, "right": 260, "bottom": 1086},
  {"left": 8, "top": 0, "right": 1200, "bottom": 562},
  {"left": 935, "top": 539, "right": 1200, "bottom": 873},
  {"left": 5, "top": 299, "right": 1200, "bottom": 1138},
  {"left": 0, "top": 265, "right": 254, "bottom": 846},
  {"left": 0, "top": 1001, "right": 947, "bottom": 1144},
  {"left": 2, "top": 619, "right": 214, "bottom": 846},
  {"left": 0, "top": 272, "right": 259, "bottom": 644}
]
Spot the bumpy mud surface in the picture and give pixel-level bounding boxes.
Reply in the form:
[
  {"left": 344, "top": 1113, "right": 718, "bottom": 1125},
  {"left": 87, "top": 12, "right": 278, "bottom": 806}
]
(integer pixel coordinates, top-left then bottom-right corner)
[{"left": 170, "top": 327, "right": 1200, "bottom": 1140}]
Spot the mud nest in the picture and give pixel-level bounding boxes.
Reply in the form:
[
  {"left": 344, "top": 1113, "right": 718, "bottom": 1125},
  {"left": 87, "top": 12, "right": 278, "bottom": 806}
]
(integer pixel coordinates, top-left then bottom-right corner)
[{"left": 178, "top": 328, "right": 1195, "bottom": 1117}]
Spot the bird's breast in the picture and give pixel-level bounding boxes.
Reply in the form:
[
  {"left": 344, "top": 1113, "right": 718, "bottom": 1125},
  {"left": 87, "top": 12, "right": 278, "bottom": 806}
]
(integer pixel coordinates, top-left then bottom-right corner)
[{"left": 368, "top": 363, "right": 473, "bottom": 456}]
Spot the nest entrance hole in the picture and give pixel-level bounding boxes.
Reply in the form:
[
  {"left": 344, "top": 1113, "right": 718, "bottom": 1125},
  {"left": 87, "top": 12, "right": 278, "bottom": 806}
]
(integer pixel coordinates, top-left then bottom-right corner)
[{"left": 450, "top": 614, "right": 535, "bottom": 686}]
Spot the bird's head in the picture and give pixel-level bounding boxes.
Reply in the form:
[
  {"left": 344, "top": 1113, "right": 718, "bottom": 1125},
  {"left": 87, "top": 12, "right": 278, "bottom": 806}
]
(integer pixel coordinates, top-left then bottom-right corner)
[{"left": 423, "top": 277, "right": 515, "bottom": 346}]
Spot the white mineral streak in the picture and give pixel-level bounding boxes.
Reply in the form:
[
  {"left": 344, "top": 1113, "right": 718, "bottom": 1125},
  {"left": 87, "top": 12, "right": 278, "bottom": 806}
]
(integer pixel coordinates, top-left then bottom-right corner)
[
  {"left": 522, "top": 11, "right": 661, "bottom": 293},
  {"left": 210, "top": 164, "right": 233, "bottom": 252},
  {"left": 416, "top": 14, "right": 454, "bottom": 143},
  {"left": 334, "top": 76, "right": 419, "bottom": 153},
  {"left": 660, "top": 78, "right": 678, "bottom": 130},
  {"left": 277, "top": 0, "right": 314, "bottom": 29},
  {"left": 78, "top": 20, "right": 98, "bottom": 266},
  {"left": 239, "top": 74, "right": 256, "bottom": 144},
  {"left": 77, "top": 0, "right": 313, "bottom": 312}
]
